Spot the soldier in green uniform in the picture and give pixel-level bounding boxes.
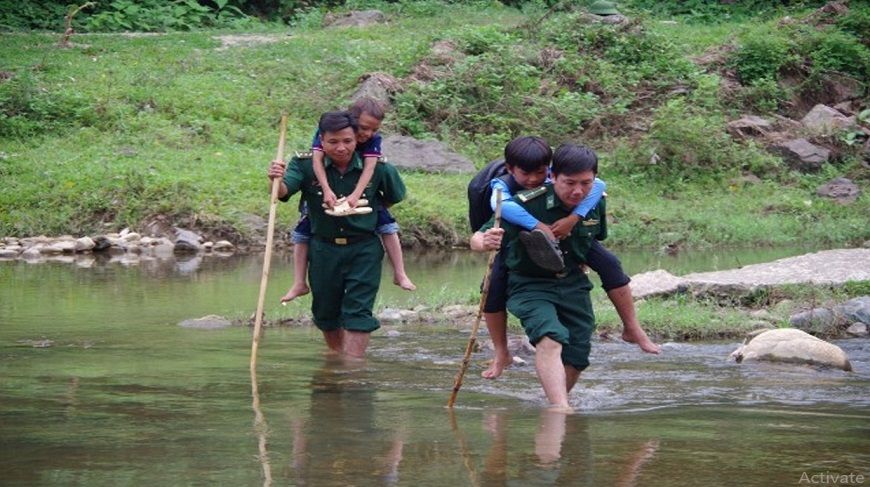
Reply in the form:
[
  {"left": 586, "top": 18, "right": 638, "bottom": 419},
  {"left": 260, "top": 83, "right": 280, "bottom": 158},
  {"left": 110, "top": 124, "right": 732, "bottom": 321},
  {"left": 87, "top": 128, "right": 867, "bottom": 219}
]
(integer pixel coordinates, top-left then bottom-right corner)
[
  {"left": 267, "top": 111, "right": 406, "bottom": 358},
  {"left": 471, "top": 143, "right": 604, "bottom": 411}
]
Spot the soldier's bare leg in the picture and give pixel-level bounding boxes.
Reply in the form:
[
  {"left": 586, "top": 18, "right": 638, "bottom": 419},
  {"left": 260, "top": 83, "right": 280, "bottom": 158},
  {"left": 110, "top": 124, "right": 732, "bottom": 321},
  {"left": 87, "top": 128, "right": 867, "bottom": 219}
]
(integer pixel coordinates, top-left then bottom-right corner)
[
  {"left": 322, "top": 329, "right": 344, "bottom": 354},
  {"left": 535, "top": 337, "right": 572, "bottom": 411},
  {"left": 565, "top": 365, "right": 581, "bottom": 393},
  {"left": 342, "top": 330, "right": 370, "bottom": 359}
]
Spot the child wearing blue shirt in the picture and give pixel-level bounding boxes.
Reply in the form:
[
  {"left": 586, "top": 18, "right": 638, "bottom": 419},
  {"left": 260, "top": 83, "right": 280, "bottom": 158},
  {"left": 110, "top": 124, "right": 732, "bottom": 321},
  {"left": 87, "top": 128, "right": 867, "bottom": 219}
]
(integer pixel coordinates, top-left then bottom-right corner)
[{"left": 281, "top": 98, "right": 415, "bottom": 304}]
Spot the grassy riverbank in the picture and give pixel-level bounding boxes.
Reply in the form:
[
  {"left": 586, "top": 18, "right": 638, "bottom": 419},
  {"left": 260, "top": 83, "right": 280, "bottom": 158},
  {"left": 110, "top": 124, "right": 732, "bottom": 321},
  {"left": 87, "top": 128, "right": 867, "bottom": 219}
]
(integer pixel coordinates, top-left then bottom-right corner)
[{"left": 1, "top": 1, "right": 868, "bottom": 249}]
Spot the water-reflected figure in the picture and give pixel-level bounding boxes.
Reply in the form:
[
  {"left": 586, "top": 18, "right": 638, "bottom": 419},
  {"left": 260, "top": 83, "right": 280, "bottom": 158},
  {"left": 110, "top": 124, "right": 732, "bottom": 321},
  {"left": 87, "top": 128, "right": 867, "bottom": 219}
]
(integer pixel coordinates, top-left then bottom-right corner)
[
  {"left": 290, "top": 355, "right": 406, "bottom": 486},
  {"left": 614, "top": 438, "right": 660, "bottom": 487},
  {"left": 478, "top": 409, "right": 660, "bottom": 486},
  {"left": 250, "top": 367, "right": 272, "bottom": 487}
]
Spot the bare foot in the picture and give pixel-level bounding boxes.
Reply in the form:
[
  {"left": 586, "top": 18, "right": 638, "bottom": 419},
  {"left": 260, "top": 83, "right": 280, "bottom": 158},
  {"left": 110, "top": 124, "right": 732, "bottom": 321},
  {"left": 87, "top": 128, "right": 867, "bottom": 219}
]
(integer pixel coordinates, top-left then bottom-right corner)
[
  {"left": 545, "top": 404, "right": 575, "bottom": 414},
  {"left": 481, "top": 353, "right": 512, "bottom": 379},
  {"left": 393, "top": 274, "right": 416, "bottom": 291},
  {"left": 622, "top": 328, "right": 661, "bottom": 354},
  {"left": 280, "top": 284, "right": 310, "bottom": 304}
]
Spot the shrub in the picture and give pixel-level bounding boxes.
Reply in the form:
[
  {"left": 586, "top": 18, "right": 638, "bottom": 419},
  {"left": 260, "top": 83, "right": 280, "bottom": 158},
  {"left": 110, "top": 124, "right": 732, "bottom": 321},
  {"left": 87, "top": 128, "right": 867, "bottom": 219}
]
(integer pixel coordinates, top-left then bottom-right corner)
[
  {"left": 610, "top": 98, "right": 781, "bottom": 181},
  {"left": 804, "top": 29, "right": 870, "bottom": 80},
  {"left": 729, "top": 29, "right": 798, "bottom": 84},
  {"left": 835, "top": 4, "right": 870, "bottom": 45},
  {"left": 739, "top": 76, "right": 791, "bottom": 112}
]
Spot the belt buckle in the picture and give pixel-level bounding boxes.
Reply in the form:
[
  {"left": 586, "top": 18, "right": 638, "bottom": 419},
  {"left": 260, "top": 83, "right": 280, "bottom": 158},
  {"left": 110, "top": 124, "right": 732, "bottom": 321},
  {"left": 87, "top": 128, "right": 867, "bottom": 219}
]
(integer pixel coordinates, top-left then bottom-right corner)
[{"left": 334, "top": 237, "right": 348, "bottom": 245}]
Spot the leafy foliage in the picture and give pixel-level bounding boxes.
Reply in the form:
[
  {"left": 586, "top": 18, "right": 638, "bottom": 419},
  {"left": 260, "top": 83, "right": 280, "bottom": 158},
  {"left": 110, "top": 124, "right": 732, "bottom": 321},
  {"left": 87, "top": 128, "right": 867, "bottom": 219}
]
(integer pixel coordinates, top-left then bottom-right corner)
[
  {"left": 729, "top": 28, "right": 798, "bottom": 84},
  {"left": 619, "top": 0, "right": 827, "bottom": 23}
]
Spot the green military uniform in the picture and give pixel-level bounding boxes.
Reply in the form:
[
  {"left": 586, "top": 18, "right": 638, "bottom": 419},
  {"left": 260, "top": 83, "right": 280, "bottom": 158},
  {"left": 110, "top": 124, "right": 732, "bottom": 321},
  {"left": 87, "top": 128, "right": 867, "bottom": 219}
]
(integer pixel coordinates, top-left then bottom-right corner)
[
  {"left": 480, "top": 183, "right": 606, "bottom": 370},
  {"left": 281, "top": 152, "right": 406, "bottom": 333}
]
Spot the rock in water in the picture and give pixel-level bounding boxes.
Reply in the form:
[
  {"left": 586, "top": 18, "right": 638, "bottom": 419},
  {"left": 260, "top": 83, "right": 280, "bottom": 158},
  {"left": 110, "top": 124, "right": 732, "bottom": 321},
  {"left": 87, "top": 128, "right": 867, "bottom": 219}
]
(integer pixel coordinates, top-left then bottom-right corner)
[
  {"left": 178, "top": 315, "right": 232, "bottom": 330},
  {"left": 730, "top": 328, "right": 851, "bottom": 371}
]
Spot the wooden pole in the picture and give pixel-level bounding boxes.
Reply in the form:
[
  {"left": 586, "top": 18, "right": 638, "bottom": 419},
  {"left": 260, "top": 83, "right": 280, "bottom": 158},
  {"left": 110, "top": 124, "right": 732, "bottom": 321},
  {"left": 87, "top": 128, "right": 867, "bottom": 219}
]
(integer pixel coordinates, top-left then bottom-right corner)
[
  {"left": 250, "top": 114, "right": 288, "bottom": 378},
  {"left": 447, "top": 189, "right": 502, "bottom": 408}
]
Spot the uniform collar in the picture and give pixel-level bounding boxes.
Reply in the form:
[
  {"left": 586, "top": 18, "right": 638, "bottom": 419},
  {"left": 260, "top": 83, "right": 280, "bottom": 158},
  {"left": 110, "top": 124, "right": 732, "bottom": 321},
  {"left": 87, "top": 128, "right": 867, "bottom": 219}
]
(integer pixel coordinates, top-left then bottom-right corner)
[
  {"left": 324, "top": 152, "right": 363, "bottom": 171},
  {"left": 545, "top": 184, "right": 575, "bottom": 211}
]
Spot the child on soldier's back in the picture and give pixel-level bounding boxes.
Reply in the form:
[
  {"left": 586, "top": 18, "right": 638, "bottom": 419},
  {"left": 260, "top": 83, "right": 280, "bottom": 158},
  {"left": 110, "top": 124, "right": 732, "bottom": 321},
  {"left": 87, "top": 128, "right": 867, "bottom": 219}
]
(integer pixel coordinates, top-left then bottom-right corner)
[
  {"left": 475, "top": 136, "right": 659, "bottom": 380},
  {"left": 280, "top": 98, "right": 415, "bottom": 304}
]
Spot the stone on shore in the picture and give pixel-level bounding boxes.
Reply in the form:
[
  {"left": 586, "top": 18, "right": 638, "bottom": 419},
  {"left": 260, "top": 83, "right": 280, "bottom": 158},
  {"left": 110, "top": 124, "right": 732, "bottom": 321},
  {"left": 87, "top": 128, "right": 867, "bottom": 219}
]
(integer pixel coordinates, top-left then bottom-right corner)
[{"left": 75, "top": 236, "right": 95, "bottom": 251}]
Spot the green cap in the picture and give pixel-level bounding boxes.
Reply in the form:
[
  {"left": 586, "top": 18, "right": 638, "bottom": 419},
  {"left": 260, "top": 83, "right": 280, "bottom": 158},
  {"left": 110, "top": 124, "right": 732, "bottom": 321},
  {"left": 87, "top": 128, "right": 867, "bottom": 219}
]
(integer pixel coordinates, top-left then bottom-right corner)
[{"left": 589, "top": 0, "right": 620, "bottom": 15}]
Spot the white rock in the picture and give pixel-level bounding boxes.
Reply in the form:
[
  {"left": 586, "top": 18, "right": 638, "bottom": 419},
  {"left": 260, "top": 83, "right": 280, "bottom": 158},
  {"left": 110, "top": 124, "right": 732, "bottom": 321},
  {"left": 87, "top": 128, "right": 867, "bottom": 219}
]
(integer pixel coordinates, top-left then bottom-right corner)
[
  {"left": 0, "top": 248, "right": 19, "bottom": 258},
  {"left": 21, "top": 248, "right": 42, "bottom": 259},
  {"left": 730, "top": 328, "right": 851, "bottom": 371},
  {"left": 120, "top": 232, "right": 141, "bottom": 242},
  {"left": 39, "top": 244, "right": 64, "bottom": 254},
  {"left": 213, "top": 240, "right": 234, "bottom": 251},
  {"left": 846, "top": 323, "right": 868, "bottom": 337},
  {"left": 75, "top": 236, "right": 95, "bottom": 251}
]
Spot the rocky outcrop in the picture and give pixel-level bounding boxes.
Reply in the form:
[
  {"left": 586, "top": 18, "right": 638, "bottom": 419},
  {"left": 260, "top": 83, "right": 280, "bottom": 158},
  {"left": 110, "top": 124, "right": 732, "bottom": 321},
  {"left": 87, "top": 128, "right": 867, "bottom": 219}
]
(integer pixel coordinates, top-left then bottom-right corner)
[
  {"left": 801, "top": 104, "right": 856, "bottom": 135},
  {"left": 351, "top": 72, "right": 401, "bottom": 109},
  {"left": 323, "top": 10, "right": 386, "bottom": 28},
  {"left": 773, "top": 138, "right": 831, "bottom": 172},
  {"left": 816, "top": 177, "right": 860, "bottom": 204},
  {"left": 730, "top": 328, "right": 852, "bottom": 371},
  {"left": 382, "top": 135, "right": 475, "bottom": 173},
  {"left": 631, "top": 249, "right": 870, "bottom": 301}
]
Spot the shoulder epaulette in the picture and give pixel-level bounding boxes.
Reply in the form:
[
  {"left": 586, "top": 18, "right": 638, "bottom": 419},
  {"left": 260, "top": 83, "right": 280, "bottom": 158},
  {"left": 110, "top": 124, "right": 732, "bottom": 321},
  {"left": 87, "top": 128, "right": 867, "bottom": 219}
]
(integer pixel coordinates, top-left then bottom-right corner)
[
  {"left": 517, "top": 186, "right": 547, "bottom": 203},
  {"left": 294, "top": 150, "right": 313, "bottom": 159}
]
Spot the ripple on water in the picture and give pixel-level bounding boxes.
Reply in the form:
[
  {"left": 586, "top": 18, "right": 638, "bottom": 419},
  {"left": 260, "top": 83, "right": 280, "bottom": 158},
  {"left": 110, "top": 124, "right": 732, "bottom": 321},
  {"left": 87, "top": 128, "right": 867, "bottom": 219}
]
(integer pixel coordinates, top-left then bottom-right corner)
[{"left": 372, "top": 331, "right": 870, "bottom": 412}]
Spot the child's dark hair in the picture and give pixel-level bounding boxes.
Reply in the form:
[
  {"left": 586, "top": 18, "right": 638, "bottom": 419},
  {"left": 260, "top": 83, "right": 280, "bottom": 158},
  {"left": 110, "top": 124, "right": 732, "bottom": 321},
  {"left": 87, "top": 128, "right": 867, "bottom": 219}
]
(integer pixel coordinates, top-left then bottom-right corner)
[
  {"left": 551, "top": 143, "right": 598, "bottom": 176},
  {"left": 504, "top": 136, "right": 552, "bottom": 172},
  {"left": 318, "top": 110, "right": 358, "bottom": 135},
  {"left": 349, "top": 97, "right": 386, "bottom": 121}
]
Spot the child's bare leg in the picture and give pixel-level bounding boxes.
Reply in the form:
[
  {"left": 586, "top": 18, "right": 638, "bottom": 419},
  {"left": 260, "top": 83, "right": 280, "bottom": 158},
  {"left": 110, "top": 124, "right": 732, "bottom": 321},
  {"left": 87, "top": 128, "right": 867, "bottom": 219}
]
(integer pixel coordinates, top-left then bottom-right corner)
[
  {"left": 281, "top": 243, "right": 310, "bottom": 303},
  {"left": 608, "top": 284, "right": 660, "bottom": 354},
  {"left": 381, "top": 233, "right": 416, "bottom": 291},
  {"left": 482, "top": 311, "right": 512, "bottom": 379}
]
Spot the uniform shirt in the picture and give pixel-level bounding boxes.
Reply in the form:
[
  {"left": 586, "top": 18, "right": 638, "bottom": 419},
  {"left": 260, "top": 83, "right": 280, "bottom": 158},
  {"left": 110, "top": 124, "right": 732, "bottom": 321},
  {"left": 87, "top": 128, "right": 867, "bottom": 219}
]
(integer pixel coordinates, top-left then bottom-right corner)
[
  {"left": 280, "top": 152, "right": 405, "bottom": 239},
  {"left": 311, "top": 130, "right": 383, "bottom": 159},
  {"left": 481, "top": 183, "right": 607, "bottom": 278}
]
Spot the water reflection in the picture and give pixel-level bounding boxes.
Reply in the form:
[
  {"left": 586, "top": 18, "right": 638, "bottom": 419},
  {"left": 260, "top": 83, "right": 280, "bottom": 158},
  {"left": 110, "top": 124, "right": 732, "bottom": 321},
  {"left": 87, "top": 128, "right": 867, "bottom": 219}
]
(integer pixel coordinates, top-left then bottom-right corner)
[
  {"left": 250, "top": 367, "right": 272, "bottom": 487},
  {"left": 455, "top": 408, "right": 661, "bottom": 487},
  {"left": 289, "top": 356, "right": 406, "bottom": 486}
]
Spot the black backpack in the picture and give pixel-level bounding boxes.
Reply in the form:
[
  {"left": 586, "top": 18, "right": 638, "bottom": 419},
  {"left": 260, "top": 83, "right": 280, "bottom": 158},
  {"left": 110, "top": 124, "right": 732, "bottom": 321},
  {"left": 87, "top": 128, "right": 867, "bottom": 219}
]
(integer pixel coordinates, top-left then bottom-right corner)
[{"left": 467, "top": 159, "right": 523, "bottom": 232}]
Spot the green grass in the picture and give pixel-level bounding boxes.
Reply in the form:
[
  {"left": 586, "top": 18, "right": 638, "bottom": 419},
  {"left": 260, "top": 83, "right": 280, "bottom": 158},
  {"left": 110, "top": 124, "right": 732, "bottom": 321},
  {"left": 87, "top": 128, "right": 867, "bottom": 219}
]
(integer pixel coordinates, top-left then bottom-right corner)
[
  {"left": 592, "top": 280, "right": 870, "bottom": 341},
  {"left": 1, "top": 3, "right": 868, "bottom": 250}
]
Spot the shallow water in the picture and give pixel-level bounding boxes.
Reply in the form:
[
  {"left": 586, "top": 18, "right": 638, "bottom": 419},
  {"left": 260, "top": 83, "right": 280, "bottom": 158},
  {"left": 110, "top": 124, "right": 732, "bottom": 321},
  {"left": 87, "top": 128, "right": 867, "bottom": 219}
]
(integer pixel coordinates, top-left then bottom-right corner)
[{"left": 1, "top": 248, "right": 868, "bottom": 486}]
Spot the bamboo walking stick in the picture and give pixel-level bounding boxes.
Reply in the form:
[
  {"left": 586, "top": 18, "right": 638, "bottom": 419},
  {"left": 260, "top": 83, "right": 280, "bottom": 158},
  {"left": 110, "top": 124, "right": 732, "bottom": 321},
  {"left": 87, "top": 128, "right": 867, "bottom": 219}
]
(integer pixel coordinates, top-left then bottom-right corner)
[
  {"left": 448, "top": 189, "right": 502, "bottom": 408},
  {"left": 250, "top": 113, "right": 288, "bottom": 377}
]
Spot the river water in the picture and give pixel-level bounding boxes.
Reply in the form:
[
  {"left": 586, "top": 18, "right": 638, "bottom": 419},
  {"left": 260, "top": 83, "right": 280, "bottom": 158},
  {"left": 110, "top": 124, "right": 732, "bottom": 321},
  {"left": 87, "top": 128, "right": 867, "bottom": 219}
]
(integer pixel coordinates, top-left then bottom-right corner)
[{"left": 1, "top": 248, "right": 868, "bottom": 486}]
